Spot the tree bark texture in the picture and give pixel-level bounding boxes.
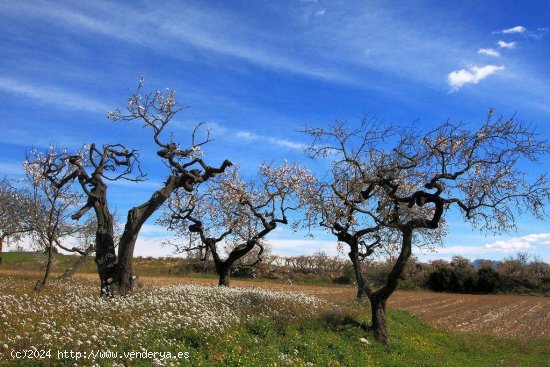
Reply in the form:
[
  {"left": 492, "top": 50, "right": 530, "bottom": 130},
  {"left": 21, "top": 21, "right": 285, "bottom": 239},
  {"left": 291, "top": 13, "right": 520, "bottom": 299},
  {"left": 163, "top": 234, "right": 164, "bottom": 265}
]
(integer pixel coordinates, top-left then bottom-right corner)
[
  {"left": 218, "top": 264, "right": 231, "bottom": 287},
  {"left": 370, "top": 296, "right": 389, "bottom": 345},
  {"left": 114, "top": 177, "right": 179, "bottom": 295},
  {"left": 368, "top": 227, "right": 413, "bottom": 345},
  {"left": 348, "top": 241, "right": 369, "bottom": 299}
]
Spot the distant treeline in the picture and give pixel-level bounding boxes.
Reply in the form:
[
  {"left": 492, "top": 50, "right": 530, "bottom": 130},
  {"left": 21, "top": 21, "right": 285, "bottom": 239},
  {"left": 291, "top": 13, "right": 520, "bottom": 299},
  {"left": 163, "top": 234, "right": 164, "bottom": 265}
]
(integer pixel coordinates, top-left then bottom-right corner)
[
  {"left": 152, "top": 251, "right": 550, "bottom": 295},
  {"left": 423, "top": 253, "right": 550, "bottom": 295}
]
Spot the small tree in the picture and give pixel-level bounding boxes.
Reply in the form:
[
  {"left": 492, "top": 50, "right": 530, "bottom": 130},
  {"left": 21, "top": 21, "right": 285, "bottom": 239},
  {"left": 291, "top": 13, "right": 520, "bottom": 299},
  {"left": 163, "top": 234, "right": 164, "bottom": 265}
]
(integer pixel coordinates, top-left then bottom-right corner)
[
  {"left": 24, "top": 149, "right": 93, "bottom": 291},
  {"left": 161, "top": 163, "right": 313, "bottom": 286},
  {"left": 303, "top": 111, "right": 549, "bottom": 344},
  {"left": 0, "top": 177, "right": 33, "bottom": 265}
]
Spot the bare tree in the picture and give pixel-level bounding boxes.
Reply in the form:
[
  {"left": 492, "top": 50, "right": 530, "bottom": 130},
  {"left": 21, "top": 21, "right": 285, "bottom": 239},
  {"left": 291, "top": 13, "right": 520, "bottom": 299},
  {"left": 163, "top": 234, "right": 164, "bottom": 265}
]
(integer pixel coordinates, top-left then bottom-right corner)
[
  {"left": 30, "top": 78, "right": 232, "bottom": 296},
  {"left": 303, "top": 111, "right": 549, "bottom": 344},
  {"left": 161, "top": 163, "right": 313, "bottom": 286},
  {"left": 0, "top": 177, "right": 33, "bottom": 265}
]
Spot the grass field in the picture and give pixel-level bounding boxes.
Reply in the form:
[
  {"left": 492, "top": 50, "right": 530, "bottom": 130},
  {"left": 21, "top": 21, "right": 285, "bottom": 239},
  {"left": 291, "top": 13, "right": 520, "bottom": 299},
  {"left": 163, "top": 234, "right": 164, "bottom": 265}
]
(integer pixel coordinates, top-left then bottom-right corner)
[{"left": 1, "top": 253, "right": 549, "bottom": 366}]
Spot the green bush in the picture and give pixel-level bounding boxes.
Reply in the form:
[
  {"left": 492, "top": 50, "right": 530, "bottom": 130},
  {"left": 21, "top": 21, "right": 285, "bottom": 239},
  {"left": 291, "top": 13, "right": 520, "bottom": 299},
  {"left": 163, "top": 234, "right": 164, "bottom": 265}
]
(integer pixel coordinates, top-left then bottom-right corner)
[
  {"left": 426, "top": 267, "right": 478, "bottom": 293},
  {"left": 476, "top": 267, "right": 501, "bottom": 293},
  {"left": 427, "top": 266, "right": 453, "bottom": 292},
  {"left": 332, "top": 267, "right": 355, "bottom": 285}
]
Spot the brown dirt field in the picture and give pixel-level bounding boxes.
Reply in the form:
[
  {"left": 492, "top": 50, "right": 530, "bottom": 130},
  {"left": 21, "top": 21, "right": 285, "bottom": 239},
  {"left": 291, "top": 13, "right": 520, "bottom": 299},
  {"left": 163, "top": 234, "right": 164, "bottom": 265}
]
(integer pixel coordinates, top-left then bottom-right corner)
[{"left": 3, "top": 270, "right": 549, "bottom": 339}]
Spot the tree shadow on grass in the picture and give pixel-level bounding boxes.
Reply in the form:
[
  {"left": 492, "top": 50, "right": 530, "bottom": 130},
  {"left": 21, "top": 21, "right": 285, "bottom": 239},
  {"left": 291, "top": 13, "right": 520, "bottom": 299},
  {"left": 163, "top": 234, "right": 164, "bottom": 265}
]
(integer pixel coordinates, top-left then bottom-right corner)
[{"left": 321, "top": 311, "right": 370, "bottom": 334}]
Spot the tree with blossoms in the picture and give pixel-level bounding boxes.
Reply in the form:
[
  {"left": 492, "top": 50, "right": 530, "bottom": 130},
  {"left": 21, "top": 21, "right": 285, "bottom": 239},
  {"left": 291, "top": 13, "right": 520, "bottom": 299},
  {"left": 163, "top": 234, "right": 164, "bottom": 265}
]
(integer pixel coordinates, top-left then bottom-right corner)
[
  {"left": 26, "top": 143, "right": 141, "bottom": 294},
  {"left": 0, "top": 177, "right": 34, "bottom": 266},
  {"left": 28, "top": 78, "right": 232, "bottom": 296},
  {"left": 23, "top": 150, "right": 94, "bottom": 291},
  {"left": 161, "top": 163, "right": 315, "bottom": 286},
  {"left": 303, "top": 111, "right": 549, "bottom": 344}
]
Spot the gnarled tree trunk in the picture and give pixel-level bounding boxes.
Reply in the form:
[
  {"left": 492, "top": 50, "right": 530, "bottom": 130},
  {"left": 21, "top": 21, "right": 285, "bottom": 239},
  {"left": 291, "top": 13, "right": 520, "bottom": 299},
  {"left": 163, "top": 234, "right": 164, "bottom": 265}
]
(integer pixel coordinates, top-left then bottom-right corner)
[
  {"left": 348, "top": 241, "right": 369, "bottom": 299},
  {"left": 114, "top": 177, "right": 179, "bottom": 295},
  {"left": 218, "top": 263, "right": 231, "bottom": 287},
  {"left": 94, "top": 203, "right": 117, "bottom": 296},
  {"left": 115, "top": 227, "right": 139, "bottom": 296},
  {"left": 370, "top": 296, "right": 388, "bottom": 344},
  {"left": 73, "top": 182, "right": 118, "bottom": 296},
  {"left": 214, "top": 239, "right": 257, "bottom": 288},
  {"left": 368, "top": 227, "right": 413, "bottom": 345}
]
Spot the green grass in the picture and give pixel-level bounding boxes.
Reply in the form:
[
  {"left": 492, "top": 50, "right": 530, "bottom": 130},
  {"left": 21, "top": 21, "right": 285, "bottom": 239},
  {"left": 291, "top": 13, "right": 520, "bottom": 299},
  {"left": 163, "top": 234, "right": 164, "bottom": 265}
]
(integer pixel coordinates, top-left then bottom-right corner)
[
  {"left": 1, "top": 251, "right": 77, "bottom": 271},
  {"left": 158, "top": 309, "right": 549, "bottom": 367},
  {"left": 0, "top": 251, "right": 355, "bottom": 287},
  {"left": 8, "top": 306, "right": 549, "bottom": 366},
  {"left": 1, "top": 252, "right": 36, "bottom": 262}
]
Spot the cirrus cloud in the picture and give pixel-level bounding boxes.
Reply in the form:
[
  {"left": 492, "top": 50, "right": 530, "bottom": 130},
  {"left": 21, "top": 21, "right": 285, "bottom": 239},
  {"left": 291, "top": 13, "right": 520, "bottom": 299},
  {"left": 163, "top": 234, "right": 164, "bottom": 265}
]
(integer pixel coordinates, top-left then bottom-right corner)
[
  {"left": 478, "top": 48, "right": 500, "bottom": 57},
  {"left": 235, "top": 131, "right": 305, "bottom": 150}
]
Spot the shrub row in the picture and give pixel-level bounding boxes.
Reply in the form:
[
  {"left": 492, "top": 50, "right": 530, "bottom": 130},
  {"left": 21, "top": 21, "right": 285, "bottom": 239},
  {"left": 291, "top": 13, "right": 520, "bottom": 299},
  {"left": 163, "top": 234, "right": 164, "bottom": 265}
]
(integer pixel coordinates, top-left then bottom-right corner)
[{"left": 426, "top": 266, "right": 550, "bottom": 294}]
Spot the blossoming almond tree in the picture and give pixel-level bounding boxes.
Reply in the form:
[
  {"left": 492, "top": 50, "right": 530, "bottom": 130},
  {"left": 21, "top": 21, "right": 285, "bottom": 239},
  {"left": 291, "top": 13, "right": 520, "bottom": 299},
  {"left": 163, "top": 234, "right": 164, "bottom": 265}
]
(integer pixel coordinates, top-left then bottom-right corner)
[
  {"left": 106, "top": 79, "right": 232, "bottom": 295},
  {"left": 28, "top": 143, "right": 142, "bottom": 295},
  {"left": 28, "top": 78, "right": 232, "bottom": 296},
  {"left": 161, "top": 163, "right": 315, "bottom": 286},
  {"left": 0, "top": 177, "right": 33, "bottom": 266},
  {"left": 303, "top": 111, "right": 549, "bottom": 345},
  {"left": 24, "top": 149, "right": 94, "bottom": 291}
]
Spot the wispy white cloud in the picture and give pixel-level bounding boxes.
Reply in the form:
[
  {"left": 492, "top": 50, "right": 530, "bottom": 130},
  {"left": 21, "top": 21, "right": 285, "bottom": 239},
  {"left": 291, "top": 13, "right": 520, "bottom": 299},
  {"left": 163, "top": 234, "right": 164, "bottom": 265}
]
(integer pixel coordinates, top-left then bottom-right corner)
[
  {"left": 158, "top": 19, "right": 356, "bottom": 85},
  {"left": 447, "top": 65, "right": 505, "bottom": 90},
  {"left": 418, "top": 234, "right": 550, "bottom": 258},
  {"left": 484, "top": 233, "right": 550, "bottom": 251},
  {"left": 478, "top": 48, "right": 500, "bottom": 57},
  {"left": 235, "top": 131, "right": 256, "bottom": 140},
  {"left": 0, "top": 0, "right": 356, "bottom": 86},
  {"left": 0, "top": 0, "right": 488, "bottom": 93},
  {"left": 1, "top": 1, "right": 549, "bottom": 117},
  {"left": 0, "top": 76, "right": 109, "bottom": 113},
  {"left": 497, "top": 40, "right": 516, "bottom": 49},
  {"left": 493, "top": 26, "right": 547, "bottom": 40},
  {"left": 315, "top": 9, "right": 326, "bottom": 17},
  {"left": 235, "top": 131, "right": 306, "bottom": 150},
  {"left": 497, "top": 26, "right": 526, "bottom": 34},
  {"left": 529, "top": 27, "right": 548, "bottom": 39}
]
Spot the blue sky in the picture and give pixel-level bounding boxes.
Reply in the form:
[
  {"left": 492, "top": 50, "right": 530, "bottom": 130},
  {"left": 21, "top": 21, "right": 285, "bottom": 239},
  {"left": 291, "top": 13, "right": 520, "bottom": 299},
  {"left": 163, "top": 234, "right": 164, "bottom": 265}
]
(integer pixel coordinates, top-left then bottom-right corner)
[{"left": 0, "top": 0, "right": 549, "bottom": 261}]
